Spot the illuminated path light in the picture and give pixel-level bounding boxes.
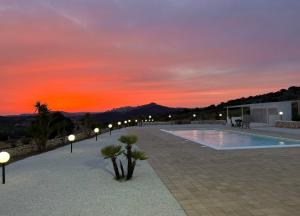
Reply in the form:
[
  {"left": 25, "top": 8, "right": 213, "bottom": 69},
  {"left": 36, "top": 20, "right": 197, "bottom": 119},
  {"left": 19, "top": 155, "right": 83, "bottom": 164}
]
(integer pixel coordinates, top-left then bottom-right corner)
[
  {"left": 108, "top": 124, "right": 113, "bottom": 135},
  {"left": 279, "top": 111, "right": 284, "bottom": 120},
  {"left": 94, "top": 128, "right": 100, "bottom": 141},
  {"left": 68, "top": 134, "right": 76, "bottom": 153},
  {"left": 0, "top": 151, "right": 10, "bottom": 184}
]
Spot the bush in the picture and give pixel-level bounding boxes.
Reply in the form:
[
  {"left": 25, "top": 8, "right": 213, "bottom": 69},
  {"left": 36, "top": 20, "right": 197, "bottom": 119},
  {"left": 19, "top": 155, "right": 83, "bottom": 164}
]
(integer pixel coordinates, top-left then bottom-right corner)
[
  {"left": 101, "top": 135, "right": 148, "bottom": 181},
  {"left": 21, "top": 137, "right": 31, "bottom": 145}
]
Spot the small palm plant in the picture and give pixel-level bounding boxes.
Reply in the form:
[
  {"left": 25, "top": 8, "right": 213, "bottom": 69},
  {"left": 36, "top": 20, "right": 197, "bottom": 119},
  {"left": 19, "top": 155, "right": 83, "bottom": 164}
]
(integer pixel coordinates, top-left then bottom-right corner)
[
  {"left": 101, "top": 145, "right": 123, "bottom": 180},
  {"left": 119, "top": 135, "right": 147, "bottom": 180},
  {"left": 131, "top": 150, "right": 148, "bottom": 176}
]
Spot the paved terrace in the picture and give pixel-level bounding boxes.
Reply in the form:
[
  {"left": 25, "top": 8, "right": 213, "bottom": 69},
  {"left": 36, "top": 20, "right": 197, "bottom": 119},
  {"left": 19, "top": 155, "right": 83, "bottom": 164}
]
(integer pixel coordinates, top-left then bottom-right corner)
[
  {"left": 0, "top": 129, "right": 185, "bottom": 216},
  {"left": 128, "top": 125, "right": 300, "bottom": 216}
]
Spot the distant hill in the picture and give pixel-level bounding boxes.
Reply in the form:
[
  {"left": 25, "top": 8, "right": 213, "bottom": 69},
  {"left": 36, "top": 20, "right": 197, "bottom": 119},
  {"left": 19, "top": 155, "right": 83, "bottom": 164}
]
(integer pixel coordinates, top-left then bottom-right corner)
[
  {"left": 90, "top": 103, "right": 182, "bottom": 123},
  {"left": 1, "top": 86, "right": 299, "bottom": 130},
  {"left": 216, "top": 86, "right": 300, "bottom": 108}
]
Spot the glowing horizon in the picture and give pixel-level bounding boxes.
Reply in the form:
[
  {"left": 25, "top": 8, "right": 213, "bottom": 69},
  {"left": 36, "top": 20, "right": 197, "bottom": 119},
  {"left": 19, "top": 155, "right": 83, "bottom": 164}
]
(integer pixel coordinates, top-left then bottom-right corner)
[{"left": 1, "top": 1, "right": 300, "bottom": 115}]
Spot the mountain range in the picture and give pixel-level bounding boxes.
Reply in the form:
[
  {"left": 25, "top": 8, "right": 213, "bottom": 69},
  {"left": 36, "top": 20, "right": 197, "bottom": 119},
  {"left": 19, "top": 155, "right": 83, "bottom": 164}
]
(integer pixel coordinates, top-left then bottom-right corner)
[{"left": 1, "top": 86, "right": 300, "bottom": 123}]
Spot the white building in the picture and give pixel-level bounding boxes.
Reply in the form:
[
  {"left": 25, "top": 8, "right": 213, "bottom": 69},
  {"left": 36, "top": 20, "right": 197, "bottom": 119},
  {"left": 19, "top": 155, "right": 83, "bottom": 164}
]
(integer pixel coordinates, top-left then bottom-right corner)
[{"left": 226, "top": 100, "right": 300, "bottom": 126}]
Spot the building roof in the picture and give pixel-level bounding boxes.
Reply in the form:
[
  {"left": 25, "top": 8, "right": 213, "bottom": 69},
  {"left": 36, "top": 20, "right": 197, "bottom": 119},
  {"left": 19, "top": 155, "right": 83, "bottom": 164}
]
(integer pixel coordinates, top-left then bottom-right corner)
[{"left": 226, "top": 100, "right": 300, "bottom": 109}]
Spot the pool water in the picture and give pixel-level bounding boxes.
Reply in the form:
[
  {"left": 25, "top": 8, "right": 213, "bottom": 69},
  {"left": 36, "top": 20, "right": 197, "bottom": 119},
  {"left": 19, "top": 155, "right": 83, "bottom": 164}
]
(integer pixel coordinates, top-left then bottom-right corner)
[{"left": 164, "top": 129, "right": 300, "bottom": 150}]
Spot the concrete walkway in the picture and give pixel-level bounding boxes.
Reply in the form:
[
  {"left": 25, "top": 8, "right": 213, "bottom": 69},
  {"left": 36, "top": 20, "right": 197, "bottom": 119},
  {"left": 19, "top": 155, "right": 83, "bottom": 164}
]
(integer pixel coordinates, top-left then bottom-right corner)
[
  {"left": 129, "top": 125, "right": 300, "bottom": 216},
  {"left": 0, "top": 129, "right": 185, "bottom": 216}
]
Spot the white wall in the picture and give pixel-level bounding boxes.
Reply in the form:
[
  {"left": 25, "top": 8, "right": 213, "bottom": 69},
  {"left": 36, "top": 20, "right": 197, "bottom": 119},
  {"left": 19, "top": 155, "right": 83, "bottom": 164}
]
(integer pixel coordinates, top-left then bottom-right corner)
[{"left": 249, "top": 101, "right": 292, "bottom": 124}]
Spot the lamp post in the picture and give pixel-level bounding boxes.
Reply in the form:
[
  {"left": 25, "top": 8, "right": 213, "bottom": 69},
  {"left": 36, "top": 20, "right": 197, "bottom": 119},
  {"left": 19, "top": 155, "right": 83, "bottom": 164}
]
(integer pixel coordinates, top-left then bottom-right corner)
[
  {"left": 124, "top": 120, "right": 127, "bottom": 127},
  {"left": 108, "top": 124, "right": 113, "bottom": 135},
  {"left": 94, "top": 128, "right": 100, "bottom": 141},
  {"left": 219, "top": 113, "right": 223, "bottom": 119},
  {"left": 118, "top": 121, "right": 122, "bottom": 129},
  {"left": 279, "top": 112, "right": 284, "bottom": 121},
  {"left": 128, "top": 120, "right": 131, "bottom": 126},
  {"left": 0, "top": 151, "right": 10, "bottom": 184},
  {"left": 68, "top": 134, "right": 76, "bottom": 153}
]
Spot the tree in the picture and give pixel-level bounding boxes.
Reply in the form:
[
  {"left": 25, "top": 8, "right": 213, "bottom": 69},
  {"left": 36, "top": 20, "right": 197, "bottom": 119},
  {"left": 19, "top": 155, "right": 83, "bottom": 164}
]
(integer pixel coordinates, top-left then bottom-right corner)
[
  {"left": 81, "top": 113, "right": 94, "bottom": 136},
  {"left": 119, "top": 135, "right": 146, "bottom": 180},
  {"left": 130, "top": 150, "right": 148, "bottom": 176},
  {"left": 49, "top": 112, "right": 74, "bottom": 142},
  {"left": 101, "top": 135, "right": 148, "bottom": 181},
  {"left": 29, "top": 101, "right": 52, "bottom": 152},
  {"left": 101, "top": 145, "right": 123, "bottom": 180}
]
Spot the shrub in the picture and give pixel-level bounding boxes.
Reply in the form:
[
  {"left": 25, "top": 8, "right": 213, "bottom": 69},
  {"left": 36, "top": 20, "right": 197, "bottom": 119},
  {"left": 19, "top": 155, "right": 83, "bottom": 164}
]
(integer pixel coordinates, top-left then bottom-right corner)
[
  {"left": 101, "top": 145, "right": 123, "bottom": 180},
  {"left": 101, "top": 135, "right": 148, "bottom": 181},
  {"left": 21, "top": 137, "right": 31, "bottom": 145}
]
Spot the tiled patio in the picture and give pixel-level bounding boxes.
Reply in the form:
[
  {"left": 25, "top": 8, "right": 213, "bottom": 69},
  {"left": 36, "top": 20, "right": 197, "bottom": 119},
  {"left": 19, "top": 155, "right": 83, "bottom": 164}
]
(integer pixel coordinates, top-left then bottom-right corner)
[{"left": 129, "top": 125, "right": 300, "bottom": 216}]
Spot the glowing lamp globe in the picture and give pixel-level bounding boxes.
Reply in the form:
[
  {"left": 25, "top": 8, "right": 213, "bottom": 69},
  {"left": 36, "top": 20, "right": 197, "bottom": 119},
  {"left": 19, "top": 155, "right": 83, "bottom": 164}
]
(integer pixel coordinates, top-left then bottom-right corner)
[
  {"left": 135, "top": 120, "right": 138, "bottom": 123},
  {"left": 0, "top": 152, "right": 10, "bottom": 164},
  {"left": 118, "top": 122, "right": 121, "bottom": 126},
  {"left": 149, "top": 115, "right": 152, "bottom": 119},
  {"left": 124, "top": 120, "right": 127, "bottom": 124},
  {"left": 145, "top": 119, "right": 148, "bottom": 122},
  {"left": 169, "top": 115, "right": 172, "bottom": 118},
  {"left": 128, "top": 120, "right": 131, "bottom": 123},
  {"left": 94, "top": 128, "right": 100, "bottom": 133},
  {"left": 68, "top": 134, "right": 76, "bottom": 142},
  {"left": 219, "top": 114, "right": 223, "bottom": 117},
  {"left": 193, "top": 114, "right": 196, "bottom": 117},
  {"left": 108, "top": 124, "right": 113, "bottom": 129},
  {"left": 279, "top": 111, "right": 284, "bottom": 115}
]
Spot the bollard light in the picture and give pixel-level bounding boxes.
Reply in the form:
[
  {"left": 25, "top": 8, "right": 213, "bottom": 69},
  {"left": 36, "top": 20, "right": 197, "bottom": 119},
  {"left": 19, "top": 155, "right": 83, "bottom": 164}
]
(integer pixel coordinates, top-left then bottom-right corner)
[
  {"left": 279, "top": 111, "right": 284, "bottom": 120},
  {"left": 0, "top": 151, "right": 10, "bottom": 184},
  {"left": 68, "top": 134, "right": 76, "bottom": 153},
  {"left": 94, "top": 128, "right": 100, "bottom": 141},
  {"left": 108, "top": 124, "right": 113, "bottom": 135}
]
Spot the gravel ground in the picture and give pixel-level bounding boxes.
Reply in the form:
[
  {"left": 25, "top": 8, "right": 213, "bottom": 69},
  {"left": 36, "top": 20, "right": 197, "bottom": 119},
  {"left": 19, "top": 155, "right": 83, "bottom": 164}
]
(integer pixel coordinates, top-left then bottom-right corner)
[{"left": 0, "top": 128, "right": 185, "bottom": 216}]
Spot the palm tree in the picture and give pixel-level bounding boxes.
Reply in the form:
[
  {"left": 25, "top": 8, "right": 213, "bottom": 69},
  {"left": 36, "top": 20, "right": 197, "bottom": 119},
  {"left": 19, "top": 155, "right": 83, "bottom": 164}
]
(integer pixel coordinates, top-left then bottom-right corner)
[
  {"left": 119, "top": 135, "right": 138, "bottom": 180},
  {"left": 29, "top": 102, "right": 52, "bottom": 152},
  {"left": 101, "top": 145, "right": 123, "bottom": 180},
  {"left": 131, "top": 150, "right": 148, "bottom": 176}
]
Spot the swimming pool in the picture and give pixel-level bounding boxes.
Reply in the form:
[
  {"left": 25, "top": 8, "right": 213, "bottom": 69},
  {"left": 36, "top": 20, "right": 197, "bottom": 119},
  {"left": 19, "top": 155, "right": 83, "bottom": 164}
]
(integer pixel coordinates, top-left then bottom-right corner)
[{"left": 163, "top": 129, "right": 300, "bottom": 150}]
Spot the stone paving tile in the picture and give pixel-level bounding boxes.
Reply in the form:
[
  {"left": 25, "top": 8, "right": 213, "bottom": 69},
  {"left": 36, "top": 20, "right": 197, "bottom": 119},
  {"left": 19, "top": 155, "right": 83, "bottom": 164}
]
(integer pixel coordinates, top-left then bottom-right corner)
[{"left": 129, "top": 125, "right": 300, "bottom": 216}]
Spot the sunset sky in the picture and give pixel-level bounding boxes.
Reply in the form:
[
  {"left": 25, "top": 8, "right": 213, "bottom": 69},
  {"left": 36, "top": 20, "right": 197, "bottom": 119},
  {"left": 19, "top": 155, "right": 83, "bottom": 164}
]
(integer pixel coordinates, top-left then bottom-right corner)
[{"left": 1, "top": 0, "right": 300, "bottom": 115}]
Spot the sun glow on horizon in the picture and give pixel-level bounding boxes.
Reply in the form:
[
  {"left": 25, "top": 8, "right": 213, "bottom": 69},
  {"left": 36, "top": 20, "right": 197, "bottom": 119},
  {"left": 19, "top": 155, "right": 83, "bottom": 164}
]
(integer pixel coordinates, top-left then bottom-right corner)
[{"left": 1, "top": 1, "right": 300, "bottom": 115}]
